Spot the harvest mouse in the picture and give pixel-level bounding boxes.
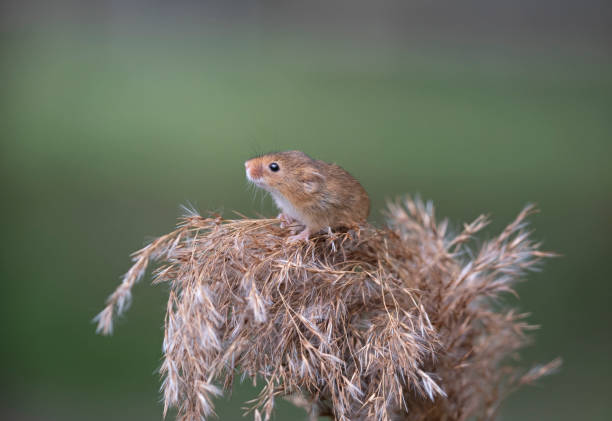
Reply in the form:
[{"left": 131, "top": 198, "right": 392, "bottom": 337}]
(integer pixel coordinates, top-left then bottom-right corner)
[{"left": 245, "top": 150, "right": 370, "bottom": 242}]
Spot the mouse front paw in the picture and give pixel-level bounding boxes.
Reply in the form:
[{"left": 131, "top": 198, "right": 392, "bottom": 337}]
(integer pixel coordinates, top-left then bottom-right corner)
[
  {"left": 278, "top": 213, "right": 296, "bottom": 229},
  {"left": 287, "top": 228, "right": 311, "bottom": 243}
]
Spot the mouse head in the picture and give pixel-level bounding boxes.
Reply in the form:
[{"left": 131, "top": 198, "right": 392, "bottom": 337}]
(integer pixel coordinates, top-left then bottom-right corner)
[{"left": 245, "top": 150, "right": 324, "bottom": 199}]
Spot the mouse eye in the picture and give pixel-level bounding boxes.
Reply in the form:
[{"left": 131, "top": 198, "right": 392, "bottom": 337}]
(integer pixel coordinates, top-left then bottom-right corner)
[{"left": 269, "top": 162, "right": 280, "bottom": 172}]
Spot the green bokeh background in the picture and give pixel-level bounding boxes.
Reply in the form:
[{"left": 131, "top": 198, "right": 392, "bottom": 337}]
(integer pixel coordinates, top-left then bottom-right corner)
[{"left": 1, "top": 14, "right": 611, "bottom": 421}]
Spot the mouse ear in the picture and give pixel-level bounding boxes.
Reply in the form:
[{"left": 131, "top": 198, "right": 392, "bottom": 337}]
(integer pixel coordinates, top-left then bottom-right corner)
[{"left": 300, "top": 171, "right": 324, "bottom": 194}]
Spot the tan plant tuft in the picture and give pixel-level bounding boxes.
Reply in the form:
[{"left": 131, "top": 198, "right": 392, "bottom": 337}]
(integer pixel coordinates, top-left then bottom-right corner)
[{"left": 95, "top": 197, "right": 560, "bottom": 421}]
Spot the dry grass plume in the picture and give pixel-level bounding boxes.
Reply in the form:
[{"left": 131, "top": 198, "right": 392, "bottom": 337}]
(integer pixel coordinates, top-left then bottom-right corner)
[{"left": 95, "top": 196, "right": 560, "bottom": 421}]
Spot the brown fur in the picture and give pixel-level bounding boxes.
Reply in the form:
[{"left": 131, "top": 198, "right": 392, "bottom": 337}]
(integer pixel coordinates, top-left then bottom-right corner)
[{"left": 245, "top": 151, "right": 370, "bottom": 233}]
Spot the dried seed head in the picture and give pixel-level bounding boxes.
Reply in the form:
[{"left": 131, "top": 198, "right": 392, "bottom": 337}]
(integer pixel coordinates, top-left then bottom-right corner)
[{"left": 95, "top": 196, "right": 558, "bottom": 421}]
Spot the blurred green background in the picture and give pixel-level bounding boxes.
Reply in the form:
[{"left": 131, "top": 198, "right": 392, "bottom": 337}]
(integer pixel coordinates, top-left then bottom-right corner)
[{"left": 1, "top": 1, "right": 611, "bottom": 420}]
